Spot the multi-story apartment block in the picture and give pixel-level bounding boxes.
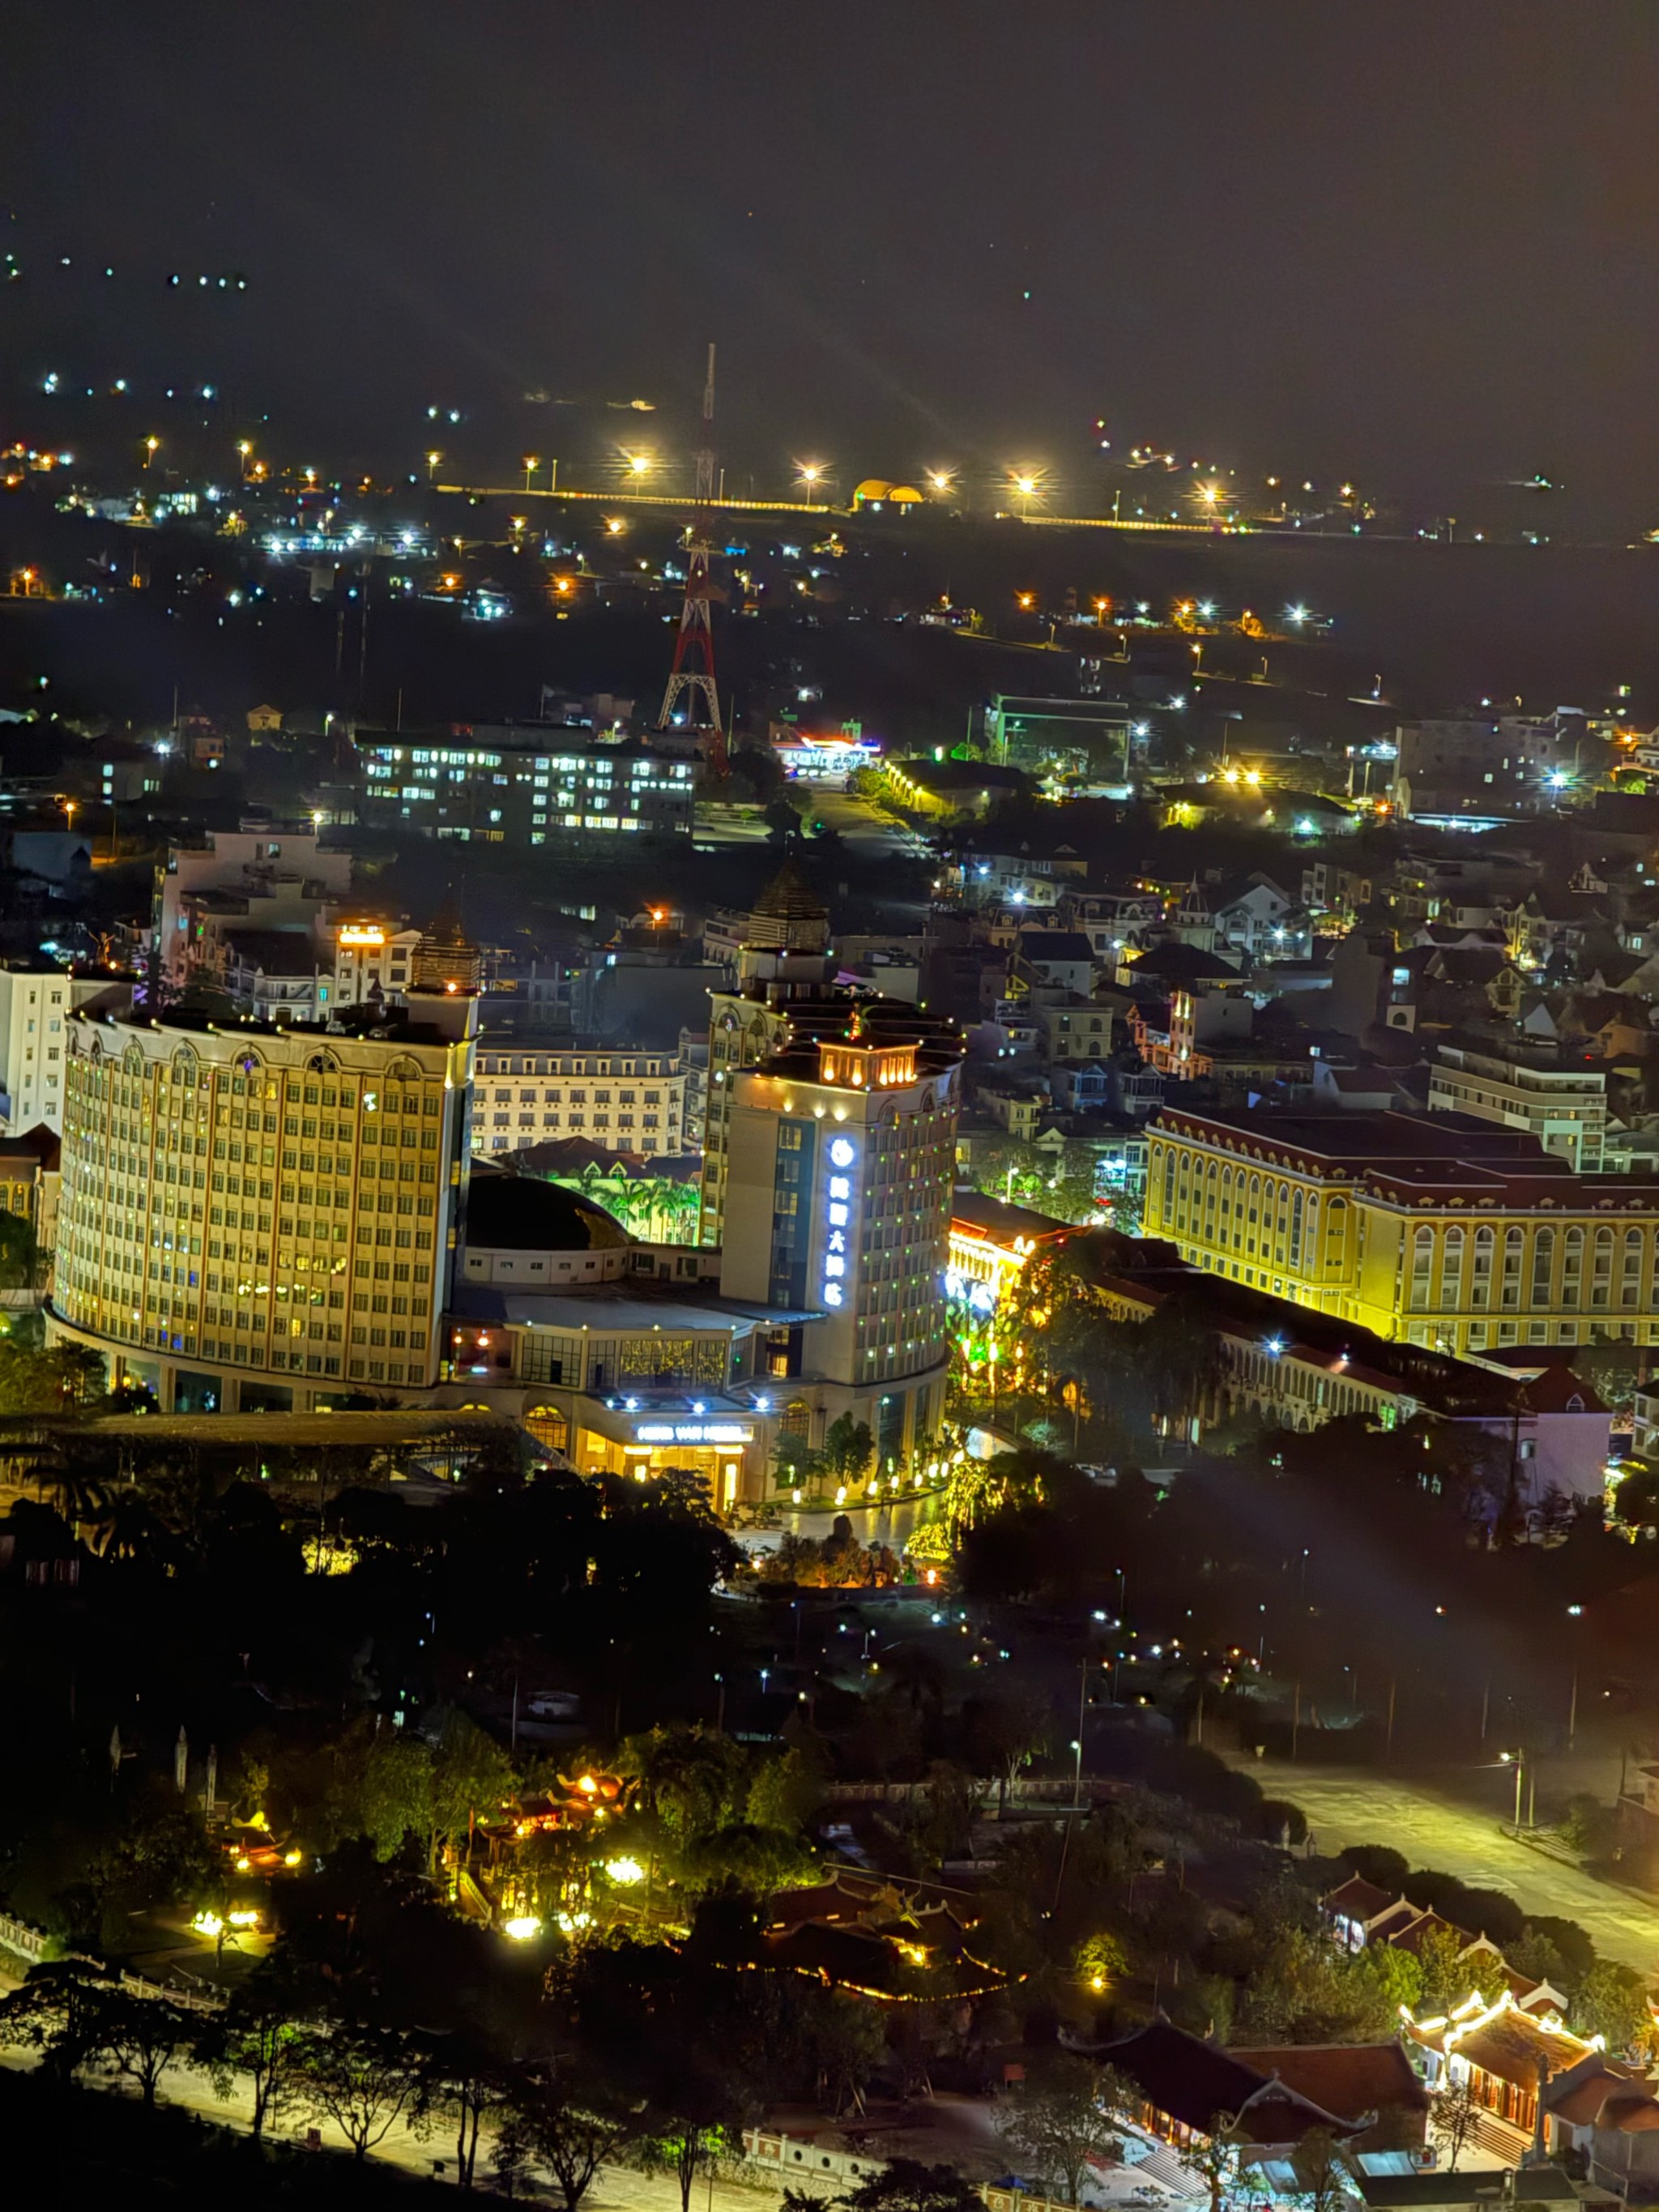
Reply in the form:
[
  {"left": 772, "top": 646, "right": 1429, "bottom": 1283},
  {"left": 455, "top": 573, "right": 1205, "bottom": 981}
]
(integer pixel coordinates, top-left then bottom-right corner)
[
  {"left": 1427, "top": 1044, "right": 1607, "bottom": 1172},
  {"left": 470, "top": 1040, "right": 689, "bottom": 1156},
  {"left": 720, "top": 1006, "right": 964, "bottom": 1467},
  {"left": 1144, "top": 1106, "right": 1659, "bottom": 1354},
  {"left": 153, "top": 830, "right": 352, "bottom": 995},
  {"left": 49, "top": 999, "right": 475, "bottom": 1413},
  {"left": 356, "top": 726, "right": 694, "bottom": 843},
  {"left": 0, "top": 961, "right": 116, "bottom": 1135}
]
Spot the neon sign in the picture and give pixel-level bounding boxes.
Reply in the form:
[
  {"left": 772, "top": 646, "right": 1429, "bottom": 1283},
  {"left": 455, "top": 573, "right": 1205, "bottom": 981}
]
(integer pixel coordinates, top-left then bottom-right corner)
[{"left": 823, "top": 1134, "right": 857, "bottom": 1309}]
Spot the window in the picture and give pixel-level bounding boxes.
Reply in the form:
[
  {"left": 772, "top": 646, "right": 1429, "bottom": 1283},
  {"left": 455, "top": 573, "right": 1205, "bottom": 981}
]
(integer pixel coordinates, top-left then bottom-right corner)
[
  {"left": 1561, "top": 1227, "right": 1583, "bottom": 1309},
  {"left": 1438, "top": 1224, "right": 1464, "bottom": 1309},
  {"left": 1502, "top": 1226, "right": 1523, "bottom": 1308},
  {"left": 1409, "top": 1225, "right": 1433, "bottom": 1311},
  {"left": 1471, "top": 1226, "right": 1494, "bottom": 1309},
  {"left": 1531, "top": 1227, "right": 1555, "bottom": 1308}
]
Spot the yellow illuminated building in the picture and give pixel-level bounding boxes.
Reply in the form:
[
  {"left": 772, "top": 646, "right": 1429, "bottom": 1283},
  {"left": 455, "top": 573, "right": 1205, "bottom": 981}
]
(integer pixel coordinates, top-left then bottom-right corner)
[
  {"left": 49, "top": 1003, "right": 474, "bottom": 1411},
  {"left": 1145, "top": 1106, "right": 1659, "bottom": 1353}
]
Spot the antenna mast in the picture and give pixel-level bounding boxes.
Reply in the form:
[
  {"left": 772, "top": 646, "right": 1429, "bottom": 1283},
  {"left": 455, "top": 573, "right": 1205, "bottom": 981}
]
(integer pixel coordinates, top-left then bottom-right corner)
[{"left": 656, "top": 343, "right": 727, "bottom": 774}]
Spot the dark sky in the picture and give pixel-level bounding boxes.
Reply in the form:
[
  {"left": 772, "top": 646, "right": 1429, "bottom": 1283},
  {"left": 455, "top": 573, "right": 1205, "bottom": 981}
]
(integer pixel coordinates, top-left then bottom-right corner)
[{"left": 7, "top": 2, "right": 1659, "bottom": 522}]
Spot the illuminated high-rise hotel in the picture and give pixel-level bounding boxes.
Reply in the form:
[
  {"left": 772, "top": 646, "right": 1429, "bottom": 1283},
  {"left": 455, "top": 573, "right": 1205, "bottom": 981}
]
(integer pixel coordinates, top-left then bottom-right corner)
[{"left": 719, "top": 1006, "right": 962, "bottom": 1471}]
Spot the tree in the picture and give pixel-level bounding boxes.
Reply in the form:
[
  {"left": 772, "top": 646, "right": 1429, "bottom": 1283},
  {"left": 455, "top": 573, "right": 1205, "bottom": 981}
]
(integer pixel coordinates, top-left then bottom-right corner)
[
  {"left": 1357, "top": 1942, "right": 1422, "bottom": 2018},
  {"left": 1290, "top": 2125, "right": 1355, "bottom": 2212},
  {"left": 203, "top": 1964, "right": 309, "bottom": 2138},
  {"left": 502, "top": 2065, "right": 642, "bottom": 2212},
  {"left": 92, "top": 1985, "right": 193, "bottom": 2109},
  {"left": 430, "top": 1710, "right": 516, "bottom": 1873},
  {"left": 617, "top": 1723, "right": 744, "bottom": 1841},
  {"left": 770, "top": 1430, "right": 821, "bottom": 1492},
  {"left": 0, "top": 1960, "right": 116, "bottom": 2086},
  {"left": 822, "top": 1413, "right": 876, "bottom": 1488},
  {"left": 420, "top": 2030, "right": 517, "bottom": 2192},
  {"left": 1430, "top": 2077, "right": 1483, "bottom": 2171},
  {"left": 351, "top": 1732, "right": 435, "bottom": 1864},
  {"left": 1573, "top": 1960, "right": 1653, "bottom": 2056},
  {"left": 1415, "top": 1925, "right": 1485, "bottom": 2018},
  {"left": 831, "top": 2160, "right": 986, "bottom": 2212},
  {"left": 295, "top": 2021, "right": 424, "bottom": 2161},
  {"left": 806, "top": 1991, "right": 886, "bottom": 2119},
  {"left": 997, "top": 2052, "right": 1126, "bottom": 2206}
]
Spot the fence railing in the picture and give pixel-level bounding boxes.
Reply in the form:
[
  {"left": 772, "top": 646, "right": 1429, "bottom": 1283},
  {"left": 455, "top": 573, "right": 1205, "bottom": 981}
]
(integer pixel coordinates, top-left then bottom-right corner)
[
  {"left": 0, "top": 1910, "right": 224, "bottom": 2011},
  {"left": 741, "top": 2131, "right": 1077, "bottom": 2212}
]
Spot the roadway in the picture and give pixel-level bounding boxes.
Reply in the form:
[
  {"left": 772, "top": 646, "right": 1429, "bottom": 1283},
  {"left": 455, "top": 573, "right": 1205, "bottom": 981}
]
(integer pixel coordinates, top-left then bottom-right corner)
[
  {"left": 695, "top": 780, "right": 932, "bottom": 868},
  {"left": 1243, "top": 1757, "right": 1659, "bottom": 1976}
]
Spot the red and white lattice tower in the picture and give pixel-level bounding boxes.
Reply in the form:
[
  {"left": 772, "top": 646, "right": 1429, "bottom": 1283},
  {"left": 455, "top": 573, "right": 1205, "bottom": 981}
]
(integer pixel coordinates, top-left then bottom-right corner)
[{"left": 656, "top": 344, "right": 727, "bottom": 775}]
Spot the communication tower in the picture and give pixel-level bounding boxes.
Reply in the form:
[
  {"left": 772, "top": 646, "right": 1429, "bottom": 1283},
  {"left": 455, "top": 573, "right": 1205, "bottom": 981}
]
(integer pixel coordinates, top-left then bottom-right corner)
[{"left": 655, "top": 343, "right": 727, "bottom": 774}]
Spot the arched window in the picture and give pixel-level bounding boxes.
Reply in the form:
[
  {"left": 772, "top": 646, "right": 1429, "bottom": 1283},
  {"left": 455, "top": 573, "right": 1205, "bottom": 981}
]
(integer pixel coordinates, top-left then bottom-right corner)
[
  {"left": 1561, "top": 1226, "right": 1583, "bottom": 1309},
  {"left": 1592, "top": 1226, "right": 1614, "bottom": 1309},
  {"left": 1161, "top": 1147, "right": 1175, "bottom": 1222},
  {"left": 1623, "top": 1229, "right": 1643, "bottom": 1309},
  {"left": 1531, "top": 1227, "right": 1555, "bottom": 1308},
  {"left": 1502, "top": 1226, "right": 1524, "bottom": 1309},
  {"left": 1290, "top": 1189, "right": 1305, "bottom": 1268},
  {"left": 1410, "top": 1225, "right": 1434, "bottom": 1311},
  {"left": 1471, "top": 1226, "right": 1495, "bottom": 1309},
  {"left": 1438, "top": 1225, "right": 1465, "bottom": 1309}
]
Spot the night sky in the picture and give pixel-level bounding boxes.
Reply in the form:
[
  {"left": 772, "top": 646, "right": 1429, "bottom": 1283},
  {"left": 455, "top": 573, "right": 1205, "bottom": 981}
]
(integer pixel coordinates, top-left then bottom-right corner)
[{"left": 7, "top": 2, "right": 1659, "bottom": 523}]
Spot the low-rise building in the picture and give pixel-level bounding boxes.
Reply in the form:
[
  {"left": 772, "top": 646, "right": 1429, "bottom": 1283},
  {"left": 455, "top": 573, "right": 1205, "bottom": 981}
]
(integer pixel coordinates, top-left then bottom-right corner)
[
  {"left": 1145, "top": 1104, "right": 1659, "bottom": 1352},
  {"left": 356, "top": 725, "right": 696, "bottom": 843},
  {"left": 1428, "top": 1041, "right": 1608, "bottom": 1169},
  {"left": 470, "top": 1038, "right": 689, "bottom": 1157}
]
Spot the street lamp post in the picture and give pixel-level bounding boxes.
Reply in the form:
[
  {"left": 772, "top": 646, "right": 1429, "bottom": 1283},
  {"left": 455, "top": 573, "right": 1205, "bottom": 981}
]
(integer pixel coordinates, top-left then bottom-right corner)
[
  {"left": 426, "top": 450, "right": 442, "bottom": 482},
  {"left": 522, "top": 455, "right": 539, "bottom": 493},
  {"left": 798, "top": 463, "right": 824, "bottom": 510}
]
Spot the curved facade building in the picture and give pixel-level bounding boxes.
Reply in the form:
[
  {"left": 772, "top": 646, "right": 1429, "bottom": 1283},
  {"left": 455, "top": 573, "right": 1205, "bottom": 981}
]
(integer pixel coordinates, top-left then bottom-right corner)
[{"left": 49, "top": 1005, "right": 473, "bottom": 1412}]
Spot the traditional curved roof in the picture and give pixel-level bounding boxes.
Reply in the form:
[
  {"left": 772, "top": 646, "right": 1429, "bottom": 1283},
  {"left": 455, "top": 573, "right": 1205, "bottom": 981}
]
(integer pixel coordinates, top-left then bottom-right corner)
[
  {"left": 852, "top": 478, "right": 893, "bottom": 501},
  {"left": 888, "top": 485, "right": 923, "bottom": 503},
  {"left": 465, "top": 1166, "right": 629, "bottom": 1253}
]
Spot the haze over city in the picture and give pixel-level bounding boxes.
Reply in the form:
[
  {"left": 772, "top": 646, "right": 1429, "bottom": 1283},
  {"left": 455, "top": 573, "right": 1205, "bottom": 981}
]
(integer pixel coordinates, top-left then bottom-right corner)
[{"left": 6, "top": 11, "right": 1659, "bottom": 2212}]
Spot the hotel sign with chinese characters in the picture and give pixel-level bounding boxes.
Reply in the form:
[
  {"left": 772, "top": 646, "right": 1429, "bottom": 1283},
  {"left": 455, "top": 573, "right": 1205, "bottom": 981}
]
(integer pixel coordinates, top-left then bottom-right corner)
[{"left": 822, "top": 1134, "right": 857, "bottom": 1309}]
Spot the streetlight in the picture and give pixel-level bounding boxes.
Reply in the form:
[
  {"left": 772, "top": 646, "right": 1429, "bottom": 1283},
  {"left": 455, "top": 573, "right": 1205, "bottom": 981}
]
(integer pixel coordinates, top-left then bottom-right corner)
[
  {"left": 927, "top": 469, "right": 955, "bottom": 497},
  {"left": 1009, "top": 471, "right": 1040, "bottom": 518},
  {"left": 522, "top": 454, "right": 539, "bottom": 493},
  {"left": 237, "top": 440, "right": 254, "bottom": 480},
  {"left": 142, "top": 437, "right": 160, "bottom": 470},
  {"left": 425, "top": 450, "right": 442, "bottom": 481},
  {"left": 797, "top": 463, "right": 825, "bottom": 510},
  {"left": 625, "top": 452, "right": 653, "bottom": 485}
]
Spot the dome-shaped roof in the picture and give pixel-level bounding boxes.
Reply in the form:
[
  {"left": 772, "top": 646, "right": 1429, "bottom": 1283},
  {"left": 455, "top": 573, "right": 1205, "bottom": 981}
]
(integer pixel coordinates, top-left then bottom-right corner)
[
  {"left": 465, "top": 1167, "right": 630, "bottom": 1253},
  {"left": 888, "top": 485, "right": 923, "bottom": 503},
  {"left": 853, "top": 478, "right": 893, "bottom": 502}
]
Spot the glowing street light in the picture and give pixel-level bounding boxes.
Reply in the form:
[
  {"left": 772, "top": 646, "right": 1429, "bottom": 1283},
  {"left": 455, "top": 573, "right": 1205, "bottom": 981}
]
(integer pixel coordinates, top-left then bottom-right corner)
[
  {"left": 1286, "top": 604, "right": 1309, "bottom": 626},
  {"left": 522, "top": 453, "right": 539, "bottom": 492},
  {"left": 625, "top": 452, "right": 653, "bottom": 482},
  {"left": 425, "top": 449, "right": 442, "bottom": 480},
  {"left": 1009, "top": 470, "right": 1042, "bottom": 517},
  {"left": 927, "top": 469, "right": 955, "bottom": 497},
  {"left": 796, "top": 462, "right": 825, "bottom": 510},
  {"left": 142, "top": 436, "right": 160, "bottom": 469},
  {"left": 237, "top": 439, "right": 254, "bottom": 480}
]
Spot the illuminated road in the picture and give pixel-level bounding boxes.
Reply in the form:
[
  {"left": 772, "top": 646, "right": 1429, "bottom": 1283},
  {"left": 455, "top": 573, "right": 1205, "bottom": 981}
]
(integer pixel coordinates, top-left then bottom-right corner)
[{"left": 1244, "top": 1758, "right": 1659, "bottom": 1975}]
